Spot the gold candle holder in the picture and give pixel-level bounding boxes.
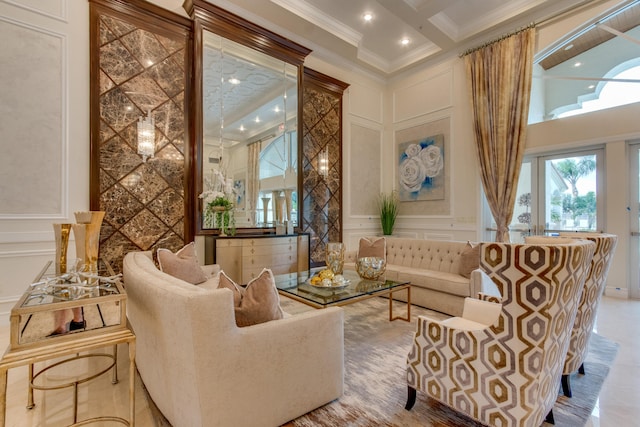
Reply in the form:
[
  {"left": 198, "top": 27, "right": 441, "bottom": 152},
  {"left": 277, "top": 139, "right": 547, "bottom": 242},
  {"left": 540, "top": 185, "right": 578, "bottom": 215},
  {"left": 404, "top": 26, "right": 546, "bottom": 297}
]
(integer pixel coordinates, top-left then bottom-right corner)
[{"left": 53, "top": 223, "right": 72, "bottom": 275}]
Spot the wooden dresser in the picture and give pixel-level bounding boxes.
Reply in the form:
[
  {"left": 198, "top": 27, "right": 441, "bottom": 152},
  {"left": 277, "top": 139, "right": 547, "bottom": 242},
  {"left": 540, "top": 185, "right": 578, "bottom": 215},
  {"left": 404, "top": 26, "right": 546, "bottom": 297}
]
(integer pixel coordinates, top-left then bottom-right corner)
[{"left": 207, "top": 234, "right": 310, "bottom": 283}]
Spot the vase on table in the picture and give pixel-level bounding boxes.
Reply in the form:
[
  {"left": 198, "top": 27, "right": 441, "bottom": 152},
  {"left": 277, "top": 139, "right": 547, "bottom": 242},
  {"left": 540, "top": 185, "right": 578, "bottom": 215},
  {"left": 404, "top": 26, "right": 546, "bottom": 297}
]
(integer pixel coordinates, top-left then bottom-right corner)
[
  {"left": 326, "top": 242, "right": 345, "bottom": 274},
  {"left": 53, "top": 223, "right": 72, "bottom": 275},
  {"left": 72, "top": 211, "right": 105, "bottom": 281}
]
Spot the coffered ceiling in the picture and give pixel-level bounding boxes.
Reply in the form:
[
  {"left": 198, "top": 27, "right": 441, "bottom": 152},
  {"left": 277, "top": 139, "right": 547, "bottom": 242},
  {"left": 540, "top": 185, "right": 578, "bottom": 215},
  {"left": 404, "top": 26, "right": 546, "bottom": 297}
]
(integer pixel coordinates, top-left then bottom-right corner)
[{"left": 150, "top": 0, "right": 616, "bottom": 77}]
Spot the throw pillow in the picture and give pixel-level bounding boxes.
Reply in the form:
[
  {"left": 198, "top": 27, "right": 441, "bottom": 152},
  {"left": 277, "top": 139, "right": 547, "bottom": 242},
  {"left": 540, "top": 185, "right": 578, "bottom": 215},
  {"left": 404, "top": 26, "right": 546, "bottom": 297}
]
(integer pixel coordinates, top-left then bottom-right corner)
[
  {"left": 217, "top": 270, "right": 243, "bottom": 307},
  {"left": 217, "top": 268, "right": 284, "bottom": 327},
  {"left": 358, "top": 237, "right": 386, "bottom": 259},
  {"left": 157, "top": 242, "right": 208, "bottom": 285},
  {"left": 459, "top": 241, "right": 480, "bottom": 279}
]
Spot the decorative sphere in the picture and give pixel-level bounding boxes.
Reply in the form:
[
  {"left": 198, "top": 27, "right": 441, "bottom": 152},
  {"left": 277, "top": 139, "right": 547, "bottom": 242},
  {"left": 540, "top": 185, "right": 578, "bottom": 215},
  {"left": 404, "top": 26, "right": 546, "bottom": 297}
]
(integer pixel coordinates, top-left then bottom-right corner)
[{"left": 356, "top": 257, "right": 386, "bottom": 280}]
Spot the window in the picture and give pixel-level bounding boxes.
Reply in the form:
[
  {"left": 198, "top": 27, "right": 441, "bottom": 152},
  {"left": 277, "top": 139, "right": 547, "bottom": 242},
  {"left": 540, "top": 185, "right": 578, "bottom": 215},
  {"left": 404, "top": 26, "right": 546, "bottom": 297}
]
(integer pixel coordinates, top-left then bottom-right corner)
[{"left": 530, "top": 2, "right": 640, "bottom": 124}]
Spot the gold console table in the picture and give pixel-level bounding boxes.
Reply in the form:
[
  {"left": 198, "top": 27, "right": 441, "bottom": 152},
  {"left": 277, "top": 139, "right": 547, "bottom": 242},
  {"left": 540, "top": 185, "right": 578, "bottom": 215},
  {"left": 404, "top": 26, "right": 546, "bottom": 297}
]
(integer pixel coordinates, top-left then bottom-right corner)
[{"left": 0, "top": 261, "right": 136, "bottom": 426}]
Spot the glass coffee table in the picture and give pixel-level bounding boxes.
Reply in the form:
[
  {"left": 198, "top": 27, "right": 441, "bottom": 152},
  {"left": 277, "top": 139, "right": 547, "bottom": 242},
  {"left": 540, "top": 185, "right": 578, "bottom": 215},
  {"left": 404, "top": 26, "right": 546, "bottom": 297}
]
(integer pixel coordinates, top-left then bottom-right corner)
[{"left": 275, "top": 269, "right": 411, "bottom": 321}]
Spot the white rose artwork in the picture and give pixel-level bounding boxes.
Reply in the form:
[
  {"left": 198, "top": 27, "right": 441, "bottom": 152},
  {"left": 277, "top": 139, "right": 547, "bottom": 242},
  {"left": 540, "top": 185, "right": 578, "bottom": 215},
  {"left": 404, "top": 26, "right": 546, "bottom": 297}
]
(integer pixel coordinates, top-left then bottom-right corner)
[{"left": 398, "top": 134, "right": 445, "bottom": 201}]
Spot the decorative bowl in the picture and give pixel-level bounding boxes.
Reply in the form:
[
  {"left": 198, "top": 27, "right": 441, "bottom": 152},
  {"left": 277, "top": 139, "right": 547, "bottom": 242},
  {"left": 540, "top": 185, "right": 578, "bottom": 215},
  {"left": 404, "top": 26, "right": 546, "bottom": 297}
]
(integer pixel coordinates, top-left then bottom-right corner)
[{"left": 356, "top": 257, "right": 386, "bottom": 280}]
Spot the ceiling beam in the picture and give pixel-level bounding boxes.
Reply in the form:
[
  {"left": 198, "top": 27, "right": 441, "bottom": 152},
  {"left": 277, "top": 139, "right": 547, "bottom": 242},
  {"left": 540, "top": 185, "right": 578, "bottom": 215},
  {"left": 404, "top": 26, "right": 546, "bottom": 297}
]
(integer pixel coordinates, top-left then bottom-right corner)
[{"left": 375, "top": 0, "right": 455, "bottom": 48}]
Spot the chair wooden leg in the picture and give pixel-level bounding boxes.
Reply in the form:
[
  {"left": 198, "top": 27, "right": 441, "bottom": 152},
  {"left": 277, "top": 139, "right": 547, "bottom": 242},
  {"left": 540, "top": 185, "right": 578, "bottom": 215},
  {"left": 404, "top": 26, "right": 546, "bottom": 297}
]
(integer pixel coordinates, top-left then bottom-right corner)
[
  {"left": 578, "top": 363, "right": 585, "bottom": 375},
  {"left": 545, "top": 409, "right": 555, "bottom": 424},
  {"left": 561, "top": 374, "right": 572, "bottom": 397},
  {"left": 405, "top": 386, "right": 417, "bottom": 410}
]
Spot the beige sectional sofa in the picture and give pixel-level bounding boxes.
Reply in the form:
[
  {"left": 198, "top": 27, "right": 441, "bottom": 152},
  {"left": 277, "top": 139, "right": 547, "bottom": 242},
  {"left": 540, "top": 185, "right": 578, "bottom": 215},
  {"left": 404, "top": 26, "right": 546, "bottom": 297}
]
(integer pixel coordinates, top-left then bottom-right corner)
[
  {"left": 345, "top": 237, "right": 480, "bottom": 316},
  {"left": 123, "top": 251, "right": 344, "bottom": 427}
]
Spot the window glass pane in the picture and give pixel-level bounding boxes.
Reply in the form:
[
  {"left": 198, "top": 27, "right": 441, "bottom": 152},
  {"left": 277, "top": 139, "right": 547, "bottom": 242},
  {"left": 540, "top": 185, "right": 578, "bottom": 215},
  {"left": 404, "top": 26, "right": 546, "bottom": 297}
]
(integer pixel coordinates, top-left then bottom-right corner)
[{"left": 545, "top": 154, "right": 597, "bottom": 232}]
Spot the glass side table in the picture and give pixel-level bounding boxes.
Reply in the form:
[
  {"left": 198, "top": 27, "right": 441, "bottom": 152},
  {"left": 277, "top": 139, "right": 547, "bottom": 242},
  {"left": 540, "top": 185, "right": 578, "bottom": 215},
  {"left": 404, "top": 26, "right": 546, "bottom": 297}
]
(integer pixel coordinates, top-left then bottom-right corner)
[{"left": 0, "top": 261, "right": 136, "bottom": 426}]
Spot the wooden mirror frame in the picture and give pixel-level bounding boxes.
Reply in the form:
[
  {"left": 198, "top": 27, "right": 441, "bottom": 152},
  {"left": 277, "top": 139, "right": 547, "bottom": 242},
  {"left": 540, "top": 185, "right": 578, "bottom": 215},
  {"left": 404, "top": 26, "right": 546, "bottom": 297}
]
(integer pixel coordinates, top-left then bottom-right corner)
[{"left": 184, "top": 0, "right": 311, "bottom": 237}]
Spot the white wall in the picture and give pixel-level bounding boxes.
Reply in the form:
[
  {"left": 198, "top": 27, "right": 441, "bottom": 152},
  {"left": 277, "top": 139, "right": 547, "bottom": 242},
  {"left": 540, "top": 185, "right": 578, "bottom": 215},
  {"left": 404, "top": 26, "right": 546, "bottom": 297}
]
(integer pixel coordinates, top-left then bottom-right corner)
[{"left": 0, "top": 0, "right": 90, "bottom": 325}]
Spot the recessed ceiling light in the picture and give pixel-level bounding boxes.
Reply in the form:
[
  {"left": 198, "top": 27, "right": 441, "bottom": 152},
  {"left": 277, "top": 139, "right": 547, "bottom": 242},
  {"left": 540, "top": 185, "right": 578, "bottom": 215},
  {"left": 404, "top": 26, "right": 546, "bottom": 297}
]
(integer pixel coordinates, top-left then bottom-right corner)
[
  {"left": 401, "top": 38, "right": 410, "bottom": 46},
  {"left": 363, "top": 12, "right": 373, "bottom": 22},
  {"left": 588, "top": 84, "right": 595, "bottom": 89},
  {"left": 574, "top": 62, "right": 582, "bottom": 67},
  {"left": 564, "top": 44, "right": 574, "bottom": 51},
  {"left": 228, "top": 78, "right": 240, "bottom": 85}
]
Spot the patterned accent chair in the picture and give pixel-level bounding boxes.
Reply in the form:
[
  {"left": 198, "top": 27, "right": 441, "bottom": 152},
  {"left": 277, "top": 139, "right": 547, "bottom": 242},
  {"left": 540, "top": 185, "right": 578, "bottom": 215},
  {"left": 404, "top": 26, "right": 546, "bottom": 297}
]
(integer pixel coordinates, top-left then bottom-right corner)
[
  {"left": 406, "top": 239, "right": 595, "bottom": 426},
  {"left": 557, "top": 233, "right": 617, "bottom": 397}
]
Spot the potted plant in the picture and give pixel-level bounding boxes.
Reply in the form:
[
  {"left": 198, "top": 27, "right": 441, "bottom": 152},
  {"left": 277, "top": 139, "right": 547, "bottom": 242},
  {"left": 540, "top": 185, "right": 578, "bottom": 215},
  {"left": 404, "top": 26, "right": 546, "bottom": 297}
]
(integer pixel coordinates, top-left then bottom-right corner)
[{"left": 378, "top": 191, "right": 399, "bottom": 235}]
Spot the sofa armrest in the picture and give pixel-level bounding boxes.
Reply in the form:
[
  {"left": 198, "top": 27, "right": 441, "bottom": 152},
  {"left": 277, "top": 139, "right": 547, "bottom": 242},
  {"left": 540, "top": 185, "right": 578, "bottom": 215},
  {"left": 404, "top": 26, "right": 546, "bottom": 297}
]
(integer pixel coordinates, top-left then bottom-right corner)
[
  {"left": 470, "top": 269, "right": 502, "bottom": 301},
  {"left": 194, "top": 307, "right": 344, "bottom": 427},
  {"left": 461, "top": 297, "right": 502, "bottom": 326}
]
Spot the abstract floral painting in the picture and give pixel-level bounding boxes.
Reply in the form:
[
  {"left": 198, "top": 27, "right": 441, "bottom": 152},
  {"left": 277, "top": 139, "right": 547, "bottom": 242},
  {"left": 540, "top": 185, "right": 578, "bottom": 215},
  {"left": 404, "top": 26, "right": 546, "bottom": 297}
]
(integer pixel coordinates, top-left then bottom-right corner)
[{"left": 398, "top": 134, "right": 445, "bottom": 201}]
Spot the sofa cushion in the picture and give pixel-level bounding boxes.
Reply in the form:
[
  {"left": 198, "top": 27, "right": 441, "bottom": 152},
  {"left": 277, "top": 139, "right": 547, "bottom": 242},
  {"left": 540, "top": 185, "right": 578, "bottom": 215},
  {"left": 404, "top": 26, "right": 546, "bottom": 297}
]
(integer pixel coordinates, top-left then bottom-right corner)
[
  {"left": 358, "top": 237, "right": 386, "bottom": 259},
  {"left": 157, "top": 242, "right": 208, "bottom": 285},
  {"left": 386, "top": 265, "right": 470, "bottom": 297},
  {"left": 458, "top": 241, "right": 480, "bottom": 279},
  {"left": 218, "top": 268, "right": 284, "bottom": 327}
]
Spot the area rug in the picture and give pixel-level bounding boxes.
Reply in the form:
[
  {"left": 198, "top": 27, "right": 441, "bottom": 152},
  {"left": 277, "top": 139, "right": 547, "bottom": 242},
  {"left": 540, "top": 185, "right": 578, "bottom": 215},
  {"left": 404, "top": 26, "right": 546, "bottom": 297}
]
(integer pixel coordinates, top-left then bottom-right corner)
[{"left": 146, "top": 297, "right": 618, "bottom": 427}]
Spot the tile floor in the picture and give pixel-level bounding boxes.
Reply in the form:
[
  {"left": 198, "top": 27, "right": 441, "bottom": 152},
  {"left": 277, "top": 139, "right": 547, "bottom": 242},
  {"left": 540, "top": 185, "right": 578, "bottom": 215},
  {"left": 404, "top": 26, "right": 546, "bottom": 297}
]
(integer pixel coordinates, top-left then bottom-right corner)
[{"left": 0, "top": 295, "right": 638, "bottom": 426}]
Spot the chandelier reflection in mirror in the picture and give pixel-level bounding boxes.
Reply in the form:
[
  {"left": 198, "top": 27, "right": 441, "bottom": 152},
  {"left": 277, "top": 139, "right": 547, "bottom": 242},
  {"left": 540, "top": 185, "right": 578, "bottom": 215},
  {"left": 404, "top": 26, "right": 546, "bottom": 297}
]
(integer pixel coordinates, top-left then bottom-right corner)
[{"left": 137, "top": 110, "right": 155, "bottom": 162}]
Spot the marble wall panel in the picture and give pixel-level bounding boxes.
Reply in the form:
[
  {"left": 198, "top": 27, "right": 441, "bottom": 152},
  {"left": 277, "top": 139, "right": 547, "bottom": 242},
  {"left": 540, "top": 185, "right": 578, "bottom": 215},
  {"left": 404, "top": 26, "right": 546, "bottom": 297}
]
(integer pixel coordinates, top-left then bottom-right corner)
[
  {"left": 95, "top": 11, "right": 187, "bottom": 272},
  {"left": 301, "top": 84, "right": 343, "bottom": 266}
]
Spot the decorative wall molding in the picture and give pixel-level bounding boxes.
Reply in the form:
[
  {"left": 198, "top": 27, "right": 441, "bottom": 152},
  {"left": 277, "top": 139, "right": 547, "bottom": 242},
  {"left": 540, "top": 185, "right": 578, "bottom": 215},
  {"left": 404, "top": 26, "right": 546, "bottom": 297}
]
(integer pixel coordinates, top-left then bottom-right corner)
[
  {"left": 0, "top": 231, "right": 54, "bottom": 244},
  {"left": 0, "top": 15, "right": 68, "bottom": 219},
  {"left": 0, "top": 0, "right": 67, "bottom": 22},
  {"left": 0, "top": 249, "right": 54, "bottom": 259}
]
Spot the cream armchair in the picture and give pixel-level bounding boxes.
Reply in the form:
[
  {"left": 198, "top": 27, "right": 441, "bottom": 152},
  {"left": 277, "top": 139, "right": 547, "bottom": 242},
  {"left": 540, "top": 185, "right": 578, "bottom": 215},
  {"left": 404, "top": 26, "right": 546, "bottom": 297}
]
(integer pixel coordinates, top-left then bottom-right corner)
[
  {"left": 406, "top": 240, "right": 594, "bottom": 426},
  {"left": 123, "top": 251, "right": 344, "bottom": 427}
]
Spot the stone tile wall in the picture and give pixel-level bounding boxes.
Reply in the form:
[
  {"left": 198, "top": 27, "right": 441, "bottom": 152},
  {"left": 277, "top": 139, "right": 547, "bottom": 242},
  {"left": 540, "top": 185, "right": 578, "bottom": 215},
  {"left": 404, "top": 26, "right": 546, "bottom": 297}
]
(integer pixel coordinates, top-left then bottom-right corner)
[{"left": 96, "top": 12, "right": 187, "bottom": 273}]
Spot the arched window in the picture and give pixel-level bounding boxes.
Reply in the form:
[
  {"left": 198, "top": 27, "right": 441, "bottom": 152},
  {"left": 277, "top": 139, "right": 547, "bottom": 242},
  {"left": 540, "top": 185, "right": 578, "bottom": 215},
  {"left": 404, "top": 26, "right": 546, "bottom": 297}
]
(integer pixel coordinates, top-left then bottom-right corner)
[{"left": 530, "top": 3, "right": 640, "bottom": 123}]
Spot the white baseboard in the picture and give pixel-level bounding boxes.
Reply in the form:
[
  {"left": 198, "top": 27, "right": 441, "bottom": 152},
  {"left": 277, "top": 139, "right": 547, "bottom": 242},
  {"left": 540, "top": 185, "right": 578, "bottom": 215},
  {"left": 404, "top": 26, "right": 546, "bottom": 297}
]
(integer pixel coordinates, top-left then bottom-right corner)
[{"left": 604, "top": 286, "right": 629, "bottom": 299}]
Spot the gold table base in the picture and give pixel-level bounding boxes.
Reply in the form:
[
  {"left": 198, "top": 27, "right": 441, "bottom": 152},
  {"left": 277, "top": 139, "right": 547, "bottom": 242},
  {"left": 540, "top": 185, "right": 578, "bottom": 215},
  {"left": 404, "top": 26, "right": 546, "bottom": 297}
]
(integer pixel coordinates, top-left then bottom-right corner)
[{"left": 0, "top": 329, "right": 136, "bottom": 426}]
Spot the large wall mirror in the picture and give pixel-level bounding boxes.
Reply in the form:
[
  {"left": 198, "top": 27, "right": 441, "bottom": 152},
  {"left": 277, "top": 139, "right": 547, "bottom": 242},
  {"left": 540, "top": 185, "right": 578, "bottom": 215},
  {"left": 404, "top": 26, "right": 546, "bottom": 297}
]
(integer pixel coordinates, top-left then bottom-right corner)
[
  {"left": 201, "top": 32, "right": 298, "bottom": 230},
  {"left": 186, "top": 0, "right": 310, "bottom": 235}
]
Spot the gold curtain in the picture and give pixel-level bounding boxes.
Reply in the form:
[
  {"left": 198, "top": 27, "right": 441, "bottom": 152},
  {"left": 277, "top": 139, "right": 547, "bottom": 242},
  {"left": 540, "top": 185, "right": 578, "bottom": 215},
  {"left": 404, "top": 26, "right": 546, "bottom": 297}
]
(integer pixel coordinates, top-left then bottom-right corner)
[
  {"left": 464, "top": 27, "right": 535, "bottom": 242},
  {"left": 247, "top": 142, "right": 261, "bottom": 223}
]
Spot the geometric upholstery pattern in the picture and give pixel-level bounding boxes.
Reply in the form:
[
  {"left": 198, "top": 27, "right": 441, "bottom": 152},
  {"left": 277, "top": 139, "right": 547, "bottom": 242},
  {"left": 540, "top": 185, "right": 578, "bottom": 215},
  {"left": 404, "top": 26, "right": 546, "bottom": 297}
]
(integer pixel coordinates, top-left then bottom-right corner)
[
  {"left": 406, "top": 240, "right": 595, "bottom": 426},
  {"left": 558, "top": 233, "right": 617, "bottom": 395}
]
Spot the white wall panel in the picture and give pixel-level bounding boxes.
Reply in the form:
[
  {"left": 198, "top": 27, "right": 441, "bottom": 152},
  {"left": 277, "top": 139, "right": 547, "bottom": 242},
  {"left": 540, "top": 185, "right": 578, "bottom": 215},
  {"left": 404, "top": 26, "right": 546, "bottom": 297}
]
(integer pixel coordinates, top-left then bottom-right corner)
[
  {"left": 0, "top": 16, "right": 66, "bottom": 218},
  {"left": 393, "top": 69, "right": 452, "bottom": 123},
  {"left": 348, "top": 123, "right": 382, "bottom": 217},
  {"left": 0, "top": 0, "right": 87, "bottom": 325},
  {"left": 0, "top": 0, "right": 66, "bottom": 21}
]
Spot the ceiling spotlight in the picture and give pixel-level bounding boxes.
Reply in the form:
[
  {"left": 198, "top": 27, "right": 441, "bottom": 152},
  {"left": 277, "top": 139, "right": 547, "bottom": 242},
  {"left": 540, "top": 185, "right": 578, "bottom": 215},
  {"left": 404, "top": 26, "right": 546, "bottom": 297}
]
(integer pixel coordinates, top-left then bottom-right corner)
[
  {"left": 574, "top": 62, "right": 582, "bottom": 67},
  {"left": 363, "top": 12, "right": 373, "bottom": 22},
  {"left": 588, "top": 84, "right": 595, "bottom": 89},
  {"left": 255, "top": 116, "right": 261, "bottom": 123},
  {"left": 228, "top": 78, "right": 240, "bottom": 85},
  {"left": 401, "top": 38, "right": 410, "bottom": 46},
  {"left": 564, "top": 44, "right": 574, "bottom": 51}
]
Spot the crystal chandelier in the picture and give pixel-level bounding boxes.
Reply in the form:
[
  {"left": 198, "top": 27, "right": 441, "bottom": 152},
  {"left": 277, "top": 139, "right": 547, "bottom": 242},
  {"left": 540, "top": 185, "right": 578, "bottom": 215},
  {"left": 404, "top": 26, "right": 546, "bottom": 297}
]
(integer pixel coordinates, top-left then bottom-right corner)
[{"left": 137, "top": 110, "right": 155, "bottom": 162}]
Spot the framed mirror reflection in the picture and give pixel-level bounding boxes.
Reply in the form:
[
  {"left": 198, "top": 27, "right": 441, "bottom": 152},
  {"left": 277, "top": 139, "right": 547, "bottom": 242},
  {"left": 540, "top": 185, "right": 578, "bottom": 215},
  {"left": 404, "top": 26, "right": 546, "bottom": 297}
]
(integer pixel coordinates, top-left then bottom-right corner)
[
  {"left": 188, "top": 0, "right": 310, "bottom": 235},
  {"left": 200, "top": 32, "right": 298, "bottom": 232}
]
